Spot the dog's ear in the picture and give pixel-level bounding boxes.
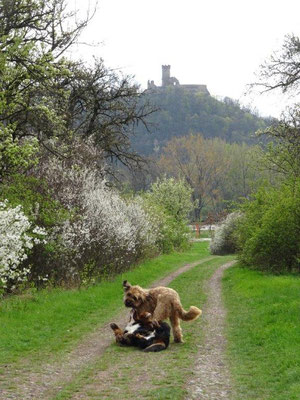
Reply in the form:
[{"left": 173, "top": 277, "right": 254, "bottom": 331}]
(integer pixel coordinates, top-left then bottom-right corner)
[{"left": 123, "top": 280, "right": 131, "bottom": 291}]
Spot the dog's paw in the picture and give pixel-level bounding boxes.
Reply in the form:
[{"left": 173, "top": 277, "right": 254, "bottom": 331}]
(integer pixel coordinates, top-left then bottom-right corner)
[
  {"left": 134, "top": 333, "right": 145, "bottom": 339},
  {"left": 151, "top": 319, "right": 160, "bottom": 328},
  {"left": 174, "top": 338, "right": 184, "bottom": 343},
  {"left": 110, "top": 323, "right": 119, "bottom": 330}
]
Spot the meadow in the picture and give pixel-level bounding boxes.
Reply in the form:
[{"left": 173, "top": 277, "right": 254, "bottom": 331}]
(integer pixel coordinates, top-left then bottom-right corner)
[
  {"left": 223, "top": 266, "right": 300, "bottom": 400},
  {"left": 0, "top": 242, "right": 210, "bottom": 367}
]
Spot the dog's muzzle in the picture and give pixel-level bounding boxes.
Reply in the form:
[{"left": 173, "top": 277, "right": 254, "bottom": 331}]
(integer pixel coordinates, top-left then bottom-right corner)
[{"left": 124, "top": 299, "right": 134, "bottom": 308}]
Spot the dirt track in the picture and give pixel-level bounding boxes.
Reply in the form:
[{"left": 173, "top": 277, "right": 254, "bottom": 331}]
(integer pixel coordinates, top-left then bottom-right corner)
[
  {"left": 0, "top": 257, "right": 216, "bottom": 400},
  {"left": 187, "top": 260, "right": 236, "bottom": 399}
]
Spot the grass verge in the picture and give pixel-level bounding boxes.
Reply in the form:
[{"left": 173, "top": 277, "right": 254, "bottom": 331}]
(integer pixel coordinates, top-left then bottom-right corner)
[
  {"left": 51, "top": 255, "right": 235, "bottom": 400},
  {"left": 223, "top": 265, "right": 300, "bottom": 400},
  {"left": 0, "top": 242, "right": 210, "bottom": 367}
]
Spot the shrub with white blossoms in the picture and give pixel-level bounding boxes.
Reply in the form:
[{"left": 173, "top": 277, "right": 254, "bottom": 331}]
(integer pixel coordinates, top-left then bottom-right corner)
[
  {"left": 30, "top": 160, "right": 194, "bottom": 283},
  {"left": 58, "top": 170, "right": 158, "bottom": 278},
  {"left": 209, "top": 212, "right": 242, "bottom": 255},
  {"left": 0, "top": 200, "right": 47, "bottom": 290}
]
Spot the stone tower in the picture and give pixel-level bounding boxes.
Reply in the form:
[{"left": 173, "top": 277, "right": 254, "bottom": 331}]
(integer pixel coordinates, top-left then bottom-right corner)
[
  {"left": 148, "top": 65, "right": 209, "bottom": 94},
  {"left": 162, "top": 65, "right": 171, "bottom": 87}
]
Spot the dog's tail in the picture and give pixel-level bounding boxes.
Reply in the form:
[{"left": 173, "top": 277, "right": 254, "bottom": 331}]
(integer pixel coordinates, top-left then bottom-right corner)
[{"left": 178, "top": 306, "right": 202, "bottom": 321}]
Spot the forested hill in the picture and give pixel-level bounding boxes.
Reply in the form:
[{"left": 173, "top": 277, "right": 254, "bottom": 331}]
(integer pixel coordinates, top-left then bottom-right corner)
[{"left": 132, "top": 86, "right": 273, "bottom": 155}]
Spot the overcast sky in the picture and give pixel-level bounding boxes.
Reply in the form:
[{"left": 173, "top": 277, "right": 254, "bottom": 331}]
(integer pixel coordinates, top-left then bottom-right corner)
[{"left": 70, "top": 0, "right": 300, "bottom": 117}]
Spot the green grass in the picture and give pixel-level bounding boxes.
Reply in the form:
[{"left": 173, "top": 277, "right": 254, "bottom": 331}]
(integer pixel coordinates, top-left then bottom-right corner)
[
  {"left": 199, "top": 229, "right": 213, "bottom": 238},
  {"left": 52, "top": 255, "right": 235, "bottom": 400},
  {"left": 190, "top": 229, "right": 213, "bottom": 239},
  {"left": 0, "top": 242, "right": 210, "bottom": 366},
  {"left": 223, "top": 266, "right": 300, "bottom": 400}
]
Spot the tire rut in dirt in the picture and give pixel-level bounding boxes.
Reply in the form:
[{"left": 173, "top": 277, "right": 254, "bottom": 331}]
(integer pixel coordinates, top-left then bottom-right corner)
[{"left": 186, "top": 260, "right": 237, "bottom": 400}]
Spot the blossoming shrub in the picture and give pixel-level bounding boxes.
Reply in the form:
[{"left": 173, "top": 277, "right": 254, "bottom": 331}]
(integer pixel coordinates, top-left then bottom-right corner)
[
  {"left": 209, "top": 212, "right": 242, "bottom": 255},
  {"left": 0, "top": 174, "right": 72, "bottom": 287},
  {"left": 60, "top": 174, "right": 158, "bottom": 280},
  {"left": 0, "top": 165, "right": 195, "bottom": 288},
  {"left": 33, "top": 163, "right": 159, "bottom": 283},
  {"left": 0, "top": 201, "right": 47, "bottom": 293}
]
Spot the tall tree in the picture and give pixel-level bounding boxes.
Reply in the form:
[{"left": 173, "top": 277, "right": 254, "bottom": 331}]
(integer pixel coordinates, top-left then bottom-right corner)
[
  {"left": 254, "top": 34, "right": 300, "bottom": 179},
  {"left": 256, "top": 108, "right": 300, "bottom": 178},
  {"left": 0, "top": 0, "right": 154, "bottom": 180},
  {"left": 0, "top": 0, "right": 90, "bottom": 178},
  {"left": 158, "top": 134, "right": 231, "bottom": 220},
  {"left": 255, "top": 34, "right": 300, "bottom": 94},
  {"left": 158, "top": 134, "right": 268, "bottom": 219}
]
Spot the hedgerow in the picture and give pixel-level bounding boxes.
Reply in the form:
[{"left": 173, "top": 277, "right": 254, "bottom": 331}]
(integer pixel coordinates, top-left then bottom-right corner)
[
  {"left": 236, "top": 180, "right": 300, "bottom": 273},
  {"left": 0, "top": 168, "right": 193, "bottom": 292}
]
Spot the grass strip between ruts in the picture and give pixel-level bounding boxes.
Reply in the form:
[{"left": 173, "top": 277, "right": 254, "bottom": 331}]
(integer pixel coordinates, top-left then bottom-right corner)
[
  {"left": 51, "top": 255, "right": 236, "bottom": 400},
  {"left": 223, "top": 265, "right": 300, "bottom": 400},
  {"left": 0, "top": 242, "right": 210, "bottom": 367}
]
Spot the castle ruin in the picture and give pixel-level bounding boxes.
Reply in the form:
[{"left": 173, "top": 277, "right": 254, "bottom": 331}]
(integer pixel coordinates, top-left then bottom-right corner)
[{"left": 147, "top": 65, "right": 209, "bottom": 95}]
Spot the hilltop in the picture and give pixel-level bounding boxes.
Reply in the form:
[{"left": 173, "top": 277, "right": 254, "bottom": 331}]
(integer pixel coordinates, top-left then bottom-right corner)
[{"left": 132, "top": 85, "right": 272, "bottom": 155}]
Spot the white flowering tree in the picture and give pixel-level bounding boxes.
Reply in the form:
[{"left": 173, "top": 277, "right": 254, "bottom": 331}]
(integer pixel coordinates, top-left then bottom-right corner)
[{"left": 0, "top": 201, "right": 47, "bottom": 292}]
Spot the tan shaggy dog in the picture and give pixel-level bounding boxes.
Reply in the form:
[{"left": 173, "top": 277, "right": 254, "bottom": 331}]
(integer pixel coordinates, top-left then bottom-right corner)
[{"left": 123, "top": 280, "right": 202, "bottom": 343}]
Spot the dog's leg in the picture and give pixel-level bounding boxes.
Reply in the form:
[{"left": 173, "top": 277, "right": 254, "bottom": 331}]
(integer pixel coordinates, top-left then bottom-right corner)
[
  {"left": 110, "top": 323, "right": 131, "bottom": 345},
  {"left": 110, "top": 323, "right": 123, "bottom": 336},
  {"left": 152, "top": 294, "right": 170, "bottom": 321},
  {"left": 170, "top": 314, "right": 183, "bottom": 343}
]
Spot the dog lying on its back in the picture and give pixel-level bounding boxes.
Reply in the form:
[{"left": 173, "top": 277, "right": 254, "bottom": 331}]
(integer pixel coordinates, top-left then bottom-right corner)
[
  {"left": 110, "top": 311, "right": 170, "bottom": 352},
  {"left": 122, "top": 280, "right": 202, "bottom": 343}
]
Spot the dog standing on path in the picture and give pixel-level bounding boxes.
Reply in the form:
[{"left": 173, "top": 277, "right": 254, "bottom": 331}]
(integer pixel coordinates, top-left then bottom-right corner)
[{"left": 122, "top": 280, "right": 202, "bottom": 343}]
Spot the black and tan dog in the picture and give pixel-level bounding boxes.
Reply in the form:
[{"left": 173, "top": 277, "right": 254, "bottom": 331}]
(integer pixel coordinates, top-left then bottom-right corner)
[
  {"left": 110, "top": 311, "right": 170, "bottom": 352},
  {"left": 122, "top": 280, "right": 202, "bottom": 343}
]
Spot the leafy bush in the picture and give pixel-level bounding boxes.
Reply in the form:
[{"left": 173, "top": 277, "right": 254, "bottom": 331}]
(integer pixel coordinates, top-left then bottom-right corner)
[
  {"left": 209, "top": 212, "right": 242, "bottom": 255},
  {"left": 0, "top": 174, "right": 69, "bottom": 227},
  {"left": 236, "top": 180, "right": 300, "bottom": 273},
  {"left": 0, "top": 201, "right": 47, "bottom": 293},
  {"left": 143, "top": 177, "right": 193, "bottom": 252}
]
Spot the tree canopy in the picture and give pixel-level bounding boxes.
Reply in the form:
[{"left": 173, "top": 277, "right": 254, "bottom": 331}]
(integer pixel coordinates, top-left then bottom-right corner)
[
  {"left": 0, "top": 0, "right": 154, "bottom": 180},
  {"left": 254, "top": 34, "right": 300, "bottom": 180}
]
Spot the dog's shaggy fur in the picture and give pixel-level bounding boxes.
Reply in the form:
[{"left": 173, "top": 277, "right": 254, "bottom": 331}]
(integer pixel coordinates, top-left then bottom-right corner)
[
  {"left": 122, "top": 280, "right": 202, "bottom": 343},
  {"left": 110, "top": 311, "right": 170, "bottom": 352}
]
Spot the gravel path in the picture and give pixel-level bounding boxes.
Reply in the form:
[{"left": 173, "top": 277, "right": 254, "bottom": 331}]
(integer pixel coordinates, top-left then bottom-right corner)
[
  {"left": 186, "top": 260, "right": 237, "bottom": 399},
  {"left": 0, "top": 256, "right": 214, "bottom": 400}
]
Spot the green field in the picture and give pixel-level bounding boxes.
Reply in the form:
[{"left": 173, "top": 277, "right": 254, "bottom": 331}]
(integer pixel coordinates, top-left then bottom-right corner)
[
  {"left": 0, "top": 242, "right": 210, "bottom": 366},
  {"left": 2, "top": 243, "right": 300, "bottom": 400},
  {"left": 223, "top": 266, "right": 300, "bottom": 400}
]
